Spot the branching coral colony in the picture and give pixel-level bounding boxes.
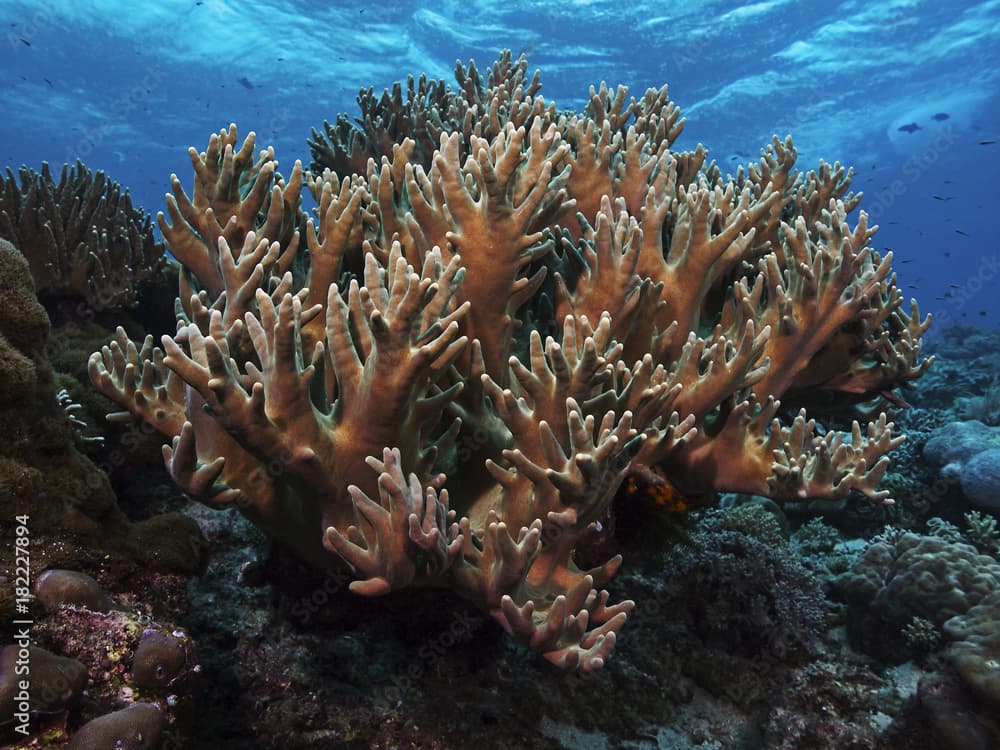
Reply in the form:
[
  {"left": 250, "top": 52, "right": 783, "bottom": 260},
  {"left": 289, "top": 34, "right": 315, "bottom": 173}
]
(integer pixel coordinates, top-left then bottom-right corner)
[
  {"left": 0, "top": 160, "right": 167, "bottom": 310},
  {"left": 89, "top": 52, "right": 931, "bottom": 670}
]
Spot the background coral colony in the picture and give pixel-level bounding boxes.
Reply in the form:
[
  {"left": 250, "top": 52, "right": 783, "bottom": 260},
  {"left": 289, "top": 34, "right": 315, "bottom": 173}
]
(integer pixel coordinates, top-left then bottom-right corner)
[
  {"left": 4, "top": 0, "right": 999, "bottom": 323},
  {"left": 0, "top": 0, "right": 999, "bottom": 749}
]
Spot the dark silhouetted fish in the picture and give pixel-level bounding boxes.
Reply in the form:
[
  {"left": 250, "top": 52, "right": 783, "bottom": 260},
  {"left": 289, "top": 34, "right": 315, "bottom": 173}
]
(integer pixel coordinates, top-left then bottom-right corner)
[
  {"left": 932, "top": 113, "right": 949, "bottom": 121},
  {"left": 898, "top": 122, "right": 921, "bottom": 133},
  {"left": 238, "top": 77, "right": 254, "bottom": 90},
  {"left": 955, "top": 229, "right": 970, "bottom": 236},
  {"left": 980, "top": 140, "right": 996, "bottom": 145},
  {"left": 932, "top": 195, "right": 953, "bottom": 201}
]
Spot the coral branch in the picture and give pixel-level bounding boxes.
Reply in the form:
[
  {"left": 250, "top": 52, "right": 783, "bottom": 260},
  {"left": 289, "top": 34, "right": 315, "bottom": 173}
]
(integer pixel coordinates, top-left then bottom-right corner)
[{"left": 90, "top": 51, "right": 930, "bottom": 671}]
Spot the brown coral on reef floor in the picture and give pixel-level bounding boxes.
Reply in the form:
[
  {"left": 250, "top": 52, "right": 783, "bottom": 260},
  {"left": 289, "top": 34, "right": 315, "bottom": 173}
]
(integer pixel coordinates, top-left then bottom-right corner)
[
  {"left": 0, "top": 235, "right": 205, "bottom": 639},
  {"left": 90, "top": 51, "right": 931, "bottom": 670},
  {"left": 0, "top": 160, "right": 171, "bottom": 311}
]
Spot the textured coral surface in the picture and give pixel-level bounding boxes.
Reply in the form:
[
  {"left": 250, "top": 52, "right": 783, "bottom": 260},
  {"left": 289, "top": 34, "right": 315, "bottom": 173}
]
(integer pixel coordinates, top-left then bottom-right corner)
[
  {"left": 0, "top": 162, "right": 169, "bottom": 311},
  {"left": 90, "top": 52, "right": 931, "bottom": 669}
]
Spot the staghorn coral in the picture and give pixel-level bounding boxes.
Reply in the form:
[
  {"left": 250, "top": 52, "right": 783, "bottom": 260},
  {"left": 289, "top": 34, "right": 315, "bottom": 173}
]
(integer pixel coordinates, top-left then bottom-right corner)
[
  {"left": 90, "top": 52, "right": 931, "bottom": 670},
  {"left": 308, "top": 51, "right": 555, "bottom": 177},
  {"left": 928, "top": 511, "right": 1000, "bottom": 558},
  {"left": 962, "top": 510, "right": 1000, "bottom": 557},
  {"left": 0, "top": 160, "right": 170, "bottom": 311}
]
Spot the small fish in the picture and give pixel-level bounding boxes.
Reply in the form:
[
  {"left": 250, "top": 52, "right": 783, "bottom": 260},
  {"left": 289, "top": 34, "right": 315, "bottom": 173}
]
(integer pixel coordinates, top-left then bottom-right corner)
[
  {"left": 43, "top": 77, "right": 52, "bottom": 87},
  {"left": 932, "top": 195, "right": 953, "bottom": 201},
  {"left": 955, "top": 229, "right": 970, "bottom": 237},
  {"left": 980, "top": 140, "right": 996, "bottom": 145},
  {"left": 899, "top": 259, "right": 913, "bottom": 263},
  {"left": 950, "top": 284, "right": 962, "bottom": 288},
  {"left": 944, "top": 252, "right": 951, "bottom": 257},
  {"left": 237, "top": 76, "right": 254, "bottom": 90},
  {"left": 979, "top": 311, "right": 988, "bottom": 316},
  {"left": 898, "top": 122, "right": 922, "bottom": 133},
  {"left": 931, "top": 112, "right": 950, "bottom": 121}
]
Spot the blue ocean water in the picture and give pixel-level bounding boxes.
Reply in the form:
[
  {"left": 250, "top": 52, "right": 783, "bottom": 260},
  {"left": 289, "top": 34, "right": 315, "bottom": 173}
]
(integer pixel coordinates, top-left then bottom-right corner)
[
  {"left": 1, "top": 0, "right": 998, "bottom": 329},
  {"left": 3, "top": 4, "right": 1000, "bottom": 748}
]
